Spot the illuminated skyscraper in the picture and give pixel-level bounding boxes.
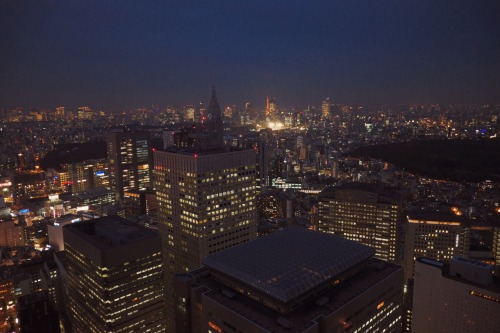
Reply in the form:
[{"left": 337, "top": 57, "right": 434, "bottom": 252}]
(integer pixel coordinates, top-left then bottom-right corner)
[
  {"left": 318, "top": 183, "right": 403, "bottom": 263},
  {"left": 107, "top": 131, "right": 152, "bottom": 200},
  {"left": 58, "top": 158, "right": 108, "bottom": 193},
  {"left": 55, "top": 106, "right": 65, "bottom": 117},
  {"left": 155, "top": 87, "right": 257, "bottom": 331},
  {"left": 266, "top": 96, "right": 276, "bottom": 119},
  {"left": 64, "top": 216, "right": 165, "bottom": 333},
  {"left": 403, "top": 211, "right": 469, "bottom": 282},
  {"left": 245, "top": 102, "right": 256, "bottom": 120},
  {"left": 322, "top": 97, "right": 331, "bottom": 119},
  {"left": 77, "top": 106, "right": 92, "bottom": 120}
]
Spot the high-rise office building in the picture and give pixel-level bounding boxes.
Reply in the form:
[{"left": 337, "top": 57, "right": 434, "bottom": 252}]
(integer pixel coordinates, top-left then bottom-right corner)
[
  {"left": 58, "top": 158, "right": 109, "bottom": 193},
  {"left": 64, "top": 216, "right": 165, "bottom": 333},
  {"left": 107, "top": 131, "right": 152, "bottom": 200},
  {"left": 318, "top": 182, "right": 403, "bottom": 263},
  {"left": 266, "top": 97, "right": 276, "bottom": 119},
  {"left": 470, "top": 214, "right": 500, "bottom": 276},
  {"left": 155, "top": 88, "right": 258, "bottom": 331},
  {"left": 322, "top": 97, "right": 331, "bottom": 119},
  {"left": 412, "top": 257, "right": 500, "bottom": 332},
  {"left": 403, "top": 211, "right": 469, "bottom": 282},
  {"left": 402, "top": 211, "right": 470, "bottom": 332},
  {"left": 175, "top": 227, "right": 403, "bottom": 333},
  {"left": 40, "top": 261, "right": 64, "bottom": 314}
]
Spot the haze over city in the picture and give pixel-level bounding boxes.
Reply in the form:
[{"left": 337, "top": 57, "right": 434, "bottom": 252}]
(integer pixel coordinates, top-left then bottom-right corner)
[
  {"left": 1, "top": 2, "right": 500, "bottom": 333},
  {"left": 1, "top": 0, "right": 500, "bottom": 110}
]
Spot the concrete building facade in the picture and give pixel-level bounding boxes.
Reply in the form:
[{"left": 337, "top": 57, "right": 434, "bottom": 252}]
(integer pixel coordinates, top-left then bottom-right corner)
[{"left": 413, "top": 257, "right": 500, "bottom": 333}]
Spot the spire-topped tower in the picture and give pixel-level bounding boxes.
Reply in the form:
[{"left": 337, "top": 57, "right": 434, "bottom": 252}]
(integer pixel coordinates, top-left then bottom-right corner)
[
  {"left": 205, "top": 85, "right": 224, "bottom": 147},
  {"left": 173, "top": 86, "right": 225, "bottom": 150}
]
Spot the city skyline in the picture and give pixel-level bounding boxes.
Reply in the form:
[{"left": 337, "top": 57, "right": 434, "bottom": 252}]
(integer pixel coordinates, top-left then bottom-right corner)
[{"left": 1, "top": 1, "right": 500, "bottom": 111}]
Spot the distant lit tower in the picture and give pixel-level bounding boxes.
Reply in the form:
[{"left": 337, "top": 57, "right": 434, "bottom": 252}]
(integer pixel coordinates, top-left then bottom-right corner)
[
  {"left": 17, "top": 153, "right": 26, "bottom": 171},
  {"left": 107, "top": 131, "right": 152, "bottom": 200},
  {"left": 322, "top": 97, "right": 331, "bottom": 119},
  {"left": 204, "top": 86, "right": 225, "bottom": 147},
  {"left": 266, "top": 97, "right": 276, "bottom": 119},
  {"left": 55, "top": 106, "right": 65, "bottom": 117},
  {"left": 194, "top": 101, "right": 204, "bottom": 123},
  {"left": 155, "top": 87, "right": 258, "bottom": 332},
  {"left": 183, "top": 105, "right": 195, "bottom": 122},
  {"left": 245, "top": 102, "right": 256, "bottom": 121},
  {"left": 77, "top": 106, "right": 92, "bottom": 120}
]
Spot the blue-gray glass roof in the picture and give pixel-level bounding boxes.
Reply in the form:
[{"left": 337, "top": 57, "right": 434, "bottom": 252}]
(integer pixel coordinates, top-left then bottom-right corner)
[{"left": 203, "top": 227, "right": 375, "bottom": 303}]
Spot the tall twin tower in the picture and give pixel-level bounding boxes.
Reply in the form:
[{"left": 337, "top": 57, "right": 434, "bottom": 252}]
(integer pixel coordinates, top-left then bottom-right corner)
[{"left": 154, "top": 87, "right": 258, "bottom": 331}]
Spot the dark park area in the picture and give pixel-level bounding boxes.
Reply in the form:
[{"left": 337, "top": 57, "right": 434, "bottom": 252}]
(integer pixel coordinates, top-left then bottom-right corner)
[{"left": 350, "top": 139, "right": 500, "bottom": 182}]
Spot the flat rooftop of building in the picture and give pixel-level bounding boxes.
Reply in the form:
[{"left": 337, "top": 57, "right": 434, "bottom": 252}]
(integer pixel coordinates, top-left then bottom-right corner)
[
  {"left": 195, "top": 258, "right": 401, "bottom": 333},
  {"left": 416, "top": 257, "right": 500, "bottom": 292},
  {"left": 203, "top": 227, "right": 375, "bottom": 304},
  {"left": 68, "top": 186, "right": 113, "bottom": 199},
  {"left": 63, "top": 216, "right": 158, "bottom": 250},
  {"left": 319, "top": 182, "right": 402, "bottom": 202},
  {"left": 161, "top": 145, "right": 250, "bottom": 156},
  {"left": 407, "top": 210, "right": 466, "bottom": 224},
  {"left": 17, "top": 291, "right": 50, "bottom": 307},
  {"left": 474, "top": 213, "right": 500, "bottom": 228},
  {"left": 47, "top": 213, "right": 80, "bottom": 226}
]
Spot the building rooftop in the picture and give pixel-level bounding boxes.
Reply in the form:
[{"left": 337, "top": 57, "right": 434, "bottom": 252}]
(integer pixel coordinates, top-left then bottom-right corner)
[
  {"left": 407, "top": 211, "right": 466, "bottom": 224},
  {"left": 160, "top": 144, "right": 249, "bottom": 156},
  {"left": 70, "top": 186, "right": 113, "bottom": 199},
  {"left": 416, "top": 257, "right": 500, "bottom": 292},
  {"left": 48, "top": 213, "right": 80, "bottom": 226},
  {"left": 319, "top": 182, "right": 402, "bottom": 203},
  {"left": 191, "top": 258, "right": 401, "bottom": 332},
  {"left": 64, "top": 216, "right": 158, "bottom": 250},
  {"left": 203, "top": 227, "right": 375, "bottom": 304}
]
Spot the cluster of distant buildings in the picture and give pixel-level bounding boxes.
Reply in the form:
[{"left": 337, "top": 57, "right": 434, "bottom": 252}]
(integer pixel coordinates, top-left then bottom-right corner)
[{"left": 0, "top": 91, "right": 499, "bottom": 332}]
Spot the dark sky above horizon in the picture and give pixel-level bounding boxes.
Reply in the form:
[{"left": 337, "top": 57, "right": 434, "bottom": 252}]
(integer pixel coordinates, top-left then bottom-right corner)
[{"left": 1, "top": 0, "right": 499, "bottom": 111}]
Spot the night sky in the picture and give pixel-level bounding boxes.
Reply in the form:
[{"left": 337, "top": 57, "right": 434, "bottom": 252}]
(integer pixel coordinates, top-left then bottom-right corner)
[{"left": 1, "top": 0, "right": 499, "bottom": 110}]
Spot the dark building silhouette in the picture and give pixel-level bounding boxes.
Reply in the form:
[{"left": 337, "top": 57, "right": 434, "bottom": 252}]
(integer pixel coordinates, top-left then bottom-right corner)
[{"left": 17, "top": 291, "right": 60, "bottom": 333}]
